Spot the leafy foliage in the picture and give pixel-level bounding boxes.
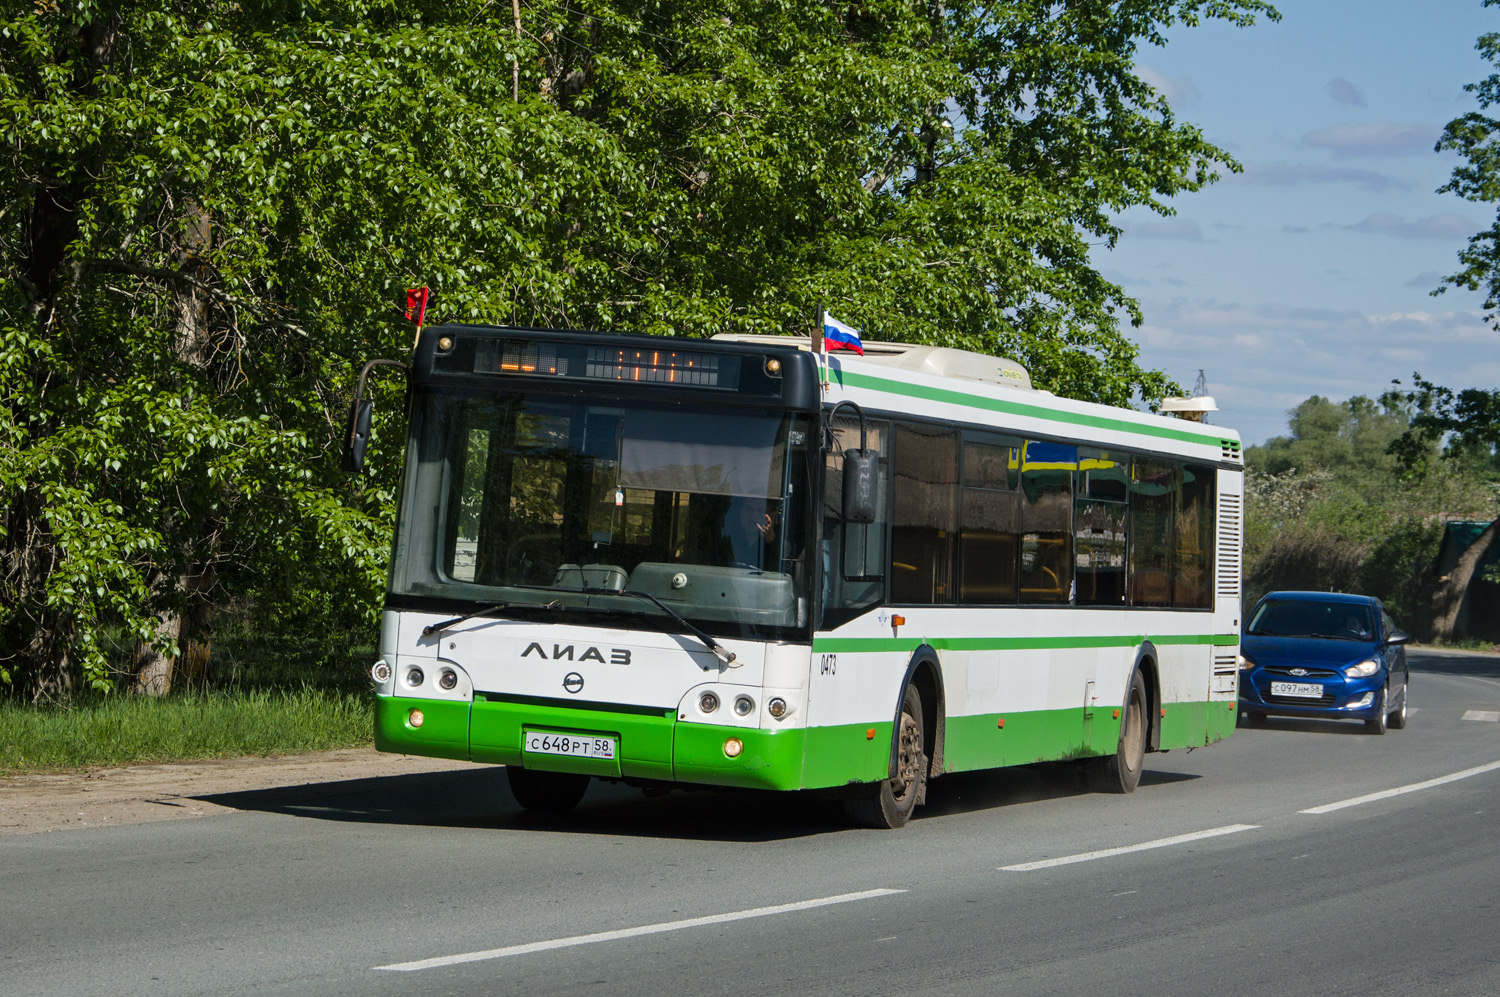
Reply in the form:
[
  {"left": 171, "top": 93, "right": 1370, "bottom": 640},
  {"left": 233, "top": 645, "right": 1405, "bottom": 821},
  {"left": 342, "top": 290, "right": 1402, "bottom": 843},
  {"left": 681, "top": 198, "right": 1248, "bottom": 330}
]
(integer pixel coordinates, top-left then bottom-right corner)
[
  {"left": 1244, "top": 393, "right": 1499, "bottom": 633},
  {"left": 1436, "top": 0, "right": 1500, "bottom": 322},
  {"left": 1387, "top": 375, "right": 1500, "bottom": 476},
  {"left": 1, "top": 0, "right": 1278, "bottom": 697}
]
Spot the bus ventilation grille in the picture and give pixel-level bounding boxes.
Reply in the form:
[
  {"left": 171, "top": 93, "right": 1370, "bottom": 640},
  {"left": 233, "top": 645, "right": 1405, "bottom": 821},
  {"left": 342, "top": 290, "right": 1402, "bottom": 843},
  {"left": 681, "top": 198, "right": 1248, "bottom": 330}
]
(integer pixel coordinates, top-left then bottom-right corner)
[
  {"left": 1220, "top": 439, "right": 1243, "bottom": 463},
  {"left": 1217, "top": 493, "right": 1242, "bottom": 602},
  {"left": 1213, "top": 654, "right": 1239, "bottom": 675}
]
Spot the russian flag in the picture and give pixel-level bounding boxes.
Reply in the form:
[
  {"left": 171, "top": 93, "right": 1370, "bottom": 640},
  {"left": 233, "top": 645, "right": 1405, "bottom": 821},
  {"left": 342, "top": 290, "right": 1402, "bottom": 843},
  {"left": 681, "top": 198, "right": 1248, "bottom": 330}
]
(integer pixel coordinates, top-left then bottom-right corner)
[{"left": 823, "top": 313, "right": 865, "bottom": 355}]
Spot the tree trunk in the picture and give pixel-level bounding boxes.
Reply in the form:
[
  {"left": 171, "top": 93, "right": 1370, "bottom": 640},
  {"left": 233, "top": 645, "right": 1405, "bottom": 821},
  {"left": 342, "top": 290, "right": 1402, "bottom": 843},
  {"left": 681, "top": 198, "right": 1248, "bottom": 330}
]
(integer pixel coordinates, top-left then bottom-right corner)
[
  {"left": 1430, "top": 517, "right": 1500, "bottom": 644},
  {"left": 132, "top": 608, "right": 181, "bottom": 696},
  {"left": 130, "top": 569, "right": 214, "bottom": 695},
  {"left": 130, "top": 200, "right": 219, "bottom": 697}
]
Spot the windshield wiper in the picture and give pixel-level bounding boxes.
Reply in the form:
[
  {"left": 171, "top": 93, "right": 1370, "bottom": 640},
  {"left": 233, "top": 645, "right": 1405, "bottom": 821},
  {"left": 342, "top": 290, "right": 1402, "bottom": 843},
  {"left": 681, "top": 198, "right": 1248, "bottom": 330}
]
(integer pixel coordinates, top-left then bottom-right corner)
[
  {"left": 423, "top": 587, "right": 738, "bottom": 667},
  {"left": 421, "top": 600, "right": 561, "bottom": 637},
  {"left": 566, "top": 586, "right": 738, "bottom": 667}
]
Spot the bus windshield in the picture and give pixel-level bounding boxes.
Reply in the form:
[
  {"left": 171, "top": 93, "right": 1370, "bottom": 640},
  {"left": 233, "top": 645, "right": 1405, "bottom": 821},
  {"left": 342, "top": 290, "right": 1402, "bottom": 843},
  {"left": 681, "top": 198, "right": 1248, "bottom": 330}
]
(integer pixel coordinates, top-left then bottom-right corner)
[{"left": 390, "top": 388, "right": 814, "bottom": 639}]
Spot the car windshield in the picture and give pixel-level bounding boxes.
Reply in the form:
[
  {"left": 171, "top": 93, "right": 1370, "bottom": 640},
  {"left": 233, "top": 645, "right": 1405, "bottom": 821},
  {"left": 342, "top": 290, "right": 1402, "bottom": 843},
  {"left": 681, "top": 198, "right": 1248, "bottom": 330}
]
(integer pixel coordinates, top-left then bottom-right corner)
[
  {"left": 389, "top": 387, "right": 814, "bottom": 640},
  {"left": 1246, "top": 600, "right": 1375, "bottom": 639}
]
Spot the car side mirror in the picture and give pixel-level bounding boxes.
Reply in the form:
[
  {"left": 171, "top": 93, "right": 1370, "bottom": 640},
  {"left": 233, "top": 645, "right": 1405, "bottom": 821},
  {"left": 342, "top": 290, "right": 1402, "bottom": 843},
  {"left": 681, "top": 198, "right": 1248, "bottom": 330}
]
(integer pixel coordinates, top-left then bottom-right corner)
[{"left": 1386, "top": 630, "right": 1412, "bottom": 646}]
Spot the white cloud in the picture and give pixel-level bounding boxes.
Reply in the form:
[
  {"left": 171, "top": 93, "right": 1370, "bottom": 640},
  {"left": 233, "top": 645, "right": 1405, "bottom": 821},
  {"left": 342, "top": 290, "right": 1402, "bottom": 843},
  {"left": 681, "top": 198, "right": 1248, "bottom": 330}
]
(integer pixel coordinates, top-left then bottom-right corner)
[
  {"left": 1136, "top": 65, "right": 1201, "bottom": 105},
  {"left": 1128, "top": 297, "right": 1496, "bottom": 444},
  {"left": 1347, "top": 212, "right": 1480, "bottom": 240},
  {"left": 1233, "top": 161, "right": 1411, "bottom": 193},
  {"left": 1326, "top": 77, "right": 1366, "bottom": 107},
  {"left": 1405, "top": 270, "right": 1444, "bottom": 288},
  {"left": 1125, "top": 218, "right": 1206, "bottom": 241},
  {"left": 1302, "top": 121, "right": 1442, "bottom": 157}
]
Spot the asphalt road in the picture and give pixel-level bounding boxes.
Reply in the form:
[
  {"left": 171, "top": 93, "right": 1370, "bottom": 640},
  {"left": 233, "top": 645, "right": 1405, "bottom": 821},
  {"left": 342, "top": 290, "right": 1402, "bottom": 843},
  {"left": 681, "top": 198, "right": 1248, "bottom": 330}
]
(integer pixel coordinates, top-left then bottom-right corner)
[{"left": 5, "top": 649, "right": 1499, "bottom": 997}]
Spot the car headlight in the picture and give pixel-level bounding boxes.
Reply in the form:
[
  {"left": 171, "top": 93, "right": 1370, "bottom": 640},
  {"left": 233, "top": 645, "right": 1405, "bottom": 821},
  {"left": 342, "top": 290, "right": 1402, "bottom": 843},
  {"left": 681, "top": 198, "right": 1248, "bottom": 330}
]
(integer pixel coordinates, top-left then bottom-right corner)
[
  {"left": 1237, "top": 654, "right": 1256, "bottom": 670},
  {"left": 1344, "top": 659, "right": 1380, "bottom": 677}
]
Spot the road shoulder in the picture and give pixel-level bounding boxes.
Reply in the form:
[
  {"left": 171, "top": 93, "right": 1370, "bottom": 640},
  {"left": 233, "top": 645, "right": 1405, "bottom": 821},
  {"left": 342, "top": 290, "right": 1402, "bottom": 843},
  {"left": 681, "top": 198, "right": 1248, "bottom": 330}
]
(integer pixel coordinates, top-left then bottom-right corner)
[{"left": 0, "top": 748, "right": 484, "bottom": 836}]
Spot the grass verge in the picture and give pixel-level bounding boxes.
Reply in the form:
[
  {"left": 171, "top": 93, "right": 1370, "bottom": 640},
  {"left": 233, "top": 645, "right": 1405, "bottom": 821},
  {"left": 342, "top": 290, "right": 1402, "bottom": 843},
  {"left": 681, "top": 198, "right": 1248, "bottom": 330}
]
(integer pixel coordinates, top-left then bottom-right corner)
[{"left": 0, "top": 687, "right": 372, "bottom": 774}]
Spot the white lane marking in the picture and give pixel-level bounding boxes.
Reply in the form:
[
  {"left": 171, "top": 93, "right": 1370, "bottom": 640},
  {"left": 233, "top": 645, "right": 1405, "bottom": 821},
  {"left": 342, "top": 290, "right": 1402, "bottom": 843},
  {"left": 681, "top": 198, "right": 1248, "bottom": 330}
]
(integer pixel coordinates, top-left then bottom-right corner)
[
  {"left": 1301, "top": 758, "right": 1500, "bottom": 814},
  {"left": 1462, "top": 710, "right": 1500, "bottom": 722},
  {"left": 374, "top": 888, "right": 906, "bottom": 972},
  {"left": 998, "top": 825, "right": 1259, "bottom": 872}
]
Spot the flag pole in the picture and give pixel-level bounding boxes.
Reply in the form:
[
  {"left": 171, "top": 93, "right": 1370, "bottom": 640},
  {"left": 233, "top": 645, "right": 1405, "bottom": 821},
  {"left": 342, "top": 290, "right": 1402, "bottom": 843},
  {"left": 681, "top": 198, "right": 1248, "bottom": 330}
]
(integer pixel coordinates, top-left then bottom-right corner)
[
  {"left": 407, "top": 286, "right": 430, "bottom": 350},
  {"left": 815, "top": 306, "right": 828, "bottom": 394}
]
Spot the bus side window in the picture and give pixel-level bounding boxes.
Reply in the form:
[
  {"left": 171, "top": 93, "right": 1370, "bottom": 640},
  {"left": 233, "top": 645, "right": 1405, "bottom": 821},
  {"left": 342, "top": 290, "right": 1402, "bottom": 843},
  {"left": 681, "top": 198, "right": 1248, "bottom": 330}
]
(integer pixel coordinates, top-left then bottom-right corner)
[
  {"left": 959, "top": 436, "right": 1021, "bottom": 604},
  {"left": 1129, "top": 459, "right": 1176, "bottom": 607},
  {"left": 821, "top": 417, "right": 887, "bottom": 628},
  {"left": 1018, "top": 441, "right": 1075, "bottom": 604},
  {"left": 891, "top": 422, "right": 960, "bottom": 604},
  {"left": 1173, "top": 463, "right": 1215, "bottom": 609},
  {"left": 1074, "top": 448, "right": 1129, "bottom": 606}
]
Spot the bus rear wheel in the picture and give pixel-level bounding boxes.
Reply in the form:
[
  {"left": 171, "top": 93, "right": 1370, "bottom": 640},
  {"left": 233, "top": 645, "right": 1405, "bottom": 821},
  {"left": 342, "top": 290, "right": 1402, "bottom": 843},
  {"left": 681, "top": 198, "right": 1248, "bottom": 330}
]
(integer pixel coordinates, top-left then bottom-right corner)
[
  {"left": 845, "top": 684, "right": 926, "bottom": 829},
  {"left": 1088, "top": 670, "right": 1146, "bottom": 794},
  {"left": 506, "top": 767, "right": 590, "bottom": 813}
]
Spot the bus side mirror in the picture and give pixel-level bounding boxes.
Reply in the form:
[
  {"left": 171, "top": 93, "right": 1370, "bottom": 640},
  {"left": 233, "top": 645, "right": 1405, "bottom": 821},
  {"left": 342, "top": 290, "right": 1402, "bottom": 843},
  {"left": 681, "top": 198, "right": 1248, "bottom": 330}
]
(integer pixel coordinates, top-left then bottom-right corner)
[
  {"left": 843, "top": 449, "right": 879, "bottom": 523},
  {"left": 341, "top": 398, "right": 374, "bottom": 473},
  {"left": 339, "top": 358, "right": 409, "bottom": 474}
]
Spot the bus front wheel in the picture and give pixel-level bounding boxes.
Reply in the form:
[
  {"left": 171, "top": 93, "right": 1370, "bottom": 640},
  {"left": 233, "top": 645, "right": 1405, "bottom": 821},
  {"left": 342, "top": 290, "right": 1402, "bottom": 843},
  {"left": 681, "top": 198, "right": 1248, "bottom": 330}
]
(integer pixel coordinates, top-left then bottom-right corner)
[
  {"left": 1087, "top": 670, "right": 1146, "bottom": 794},
  {"left": 845, "top": 684, "right": 926, "bottom": 829},
  {"left": 506, "top": 767, "right": 590, "bottom": 813}
]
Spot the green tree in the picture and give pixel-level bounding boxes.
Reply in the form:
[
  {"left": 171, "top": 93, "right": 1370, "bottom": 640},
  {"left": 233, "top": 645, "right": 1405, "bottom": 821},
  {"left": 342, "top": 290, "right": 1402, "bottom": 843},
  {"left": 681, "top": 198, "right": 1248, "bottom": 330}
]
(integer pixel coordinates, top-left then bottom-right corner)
[
  {"left": 1435, "top": 0, "right": 1500, "bottom": 323},
  {"left": 1374, "top": 1, "right": 1500, "bottom": 641},
  {"left": 1244, "top": 391, "right": 1496, "bottom": 631},
  {"left": 1388, "top": 376, "right": 1500, "bottom": 641},
  {"left": 1251, "top": 391, "right": 1411, "bottom": 479},
  {"left": 1, "top": 0, "right": 1279, "bottom": 699}
]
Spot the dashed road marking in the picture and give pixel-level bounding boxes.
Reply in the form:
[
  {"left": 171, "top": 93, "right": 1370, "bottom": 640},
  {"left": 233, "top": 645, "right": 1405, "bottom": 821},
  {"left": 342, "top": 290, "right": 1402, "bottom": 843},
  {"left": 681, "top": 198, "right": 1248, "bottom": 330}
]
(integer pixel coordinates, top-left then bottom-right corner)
[
  {"left": 1462, "top": 710, "right": 1500, "bottom": 722},
  {"left": 998, "top": 824, "right": 1259, "bottom": 872},
  {"left": 1301, "top": 758, "right": 1500, "bottom": 814},
  {"left": 375, "top": 888, "right": 906, "bottom": 971}
]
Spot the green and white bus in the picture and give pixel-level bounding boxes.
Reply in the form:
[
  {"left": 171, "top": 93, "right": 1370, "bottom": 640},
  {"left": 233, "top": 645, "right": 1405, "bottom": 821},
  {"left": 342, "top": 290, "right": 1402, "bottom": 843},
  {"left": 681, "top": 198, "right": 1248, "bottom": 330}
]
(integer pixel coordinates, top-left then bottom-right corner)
[{"left": 354, "top": 324, "right": 1242, "bottom": 828}]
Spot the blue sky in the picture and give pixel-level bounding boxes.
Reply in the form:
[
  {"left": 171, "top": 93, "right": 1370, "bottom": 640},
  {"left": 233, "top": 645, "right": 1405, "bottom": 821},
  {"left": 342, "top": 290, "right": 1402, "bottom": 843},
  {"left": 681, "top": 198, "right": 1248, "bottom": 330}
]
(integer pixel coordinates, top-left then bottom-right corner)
[{"left": 1106, "top": 0, "right": 1500, "bottom": 444}]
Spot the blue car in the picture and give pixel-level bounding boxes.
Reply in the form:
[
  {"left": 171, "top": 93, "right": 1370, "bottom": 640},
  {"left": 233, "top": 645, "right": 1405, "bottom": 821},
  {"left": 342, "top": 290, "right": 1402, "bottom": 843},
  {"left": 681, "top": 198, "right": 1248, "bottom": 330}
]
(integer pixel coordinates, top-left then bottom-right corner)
[{"left": 1239, "top": 591, "right": 1411, "bottom": 734}]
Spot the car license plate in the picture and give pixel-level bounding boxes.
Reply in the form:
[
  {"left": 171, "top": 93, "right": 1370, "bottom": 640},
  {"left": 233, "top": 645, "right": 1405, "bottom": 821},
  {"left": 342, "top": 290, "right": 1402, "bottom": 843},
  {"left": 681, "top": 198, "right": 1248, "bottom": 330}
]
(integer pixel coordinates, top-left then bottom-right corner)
[
  {"left": 524, "top": 730, "right": 617, "bottom": 760},
  {"left": 1271, "top": 681, "right": 1322, "bottom": 699}
]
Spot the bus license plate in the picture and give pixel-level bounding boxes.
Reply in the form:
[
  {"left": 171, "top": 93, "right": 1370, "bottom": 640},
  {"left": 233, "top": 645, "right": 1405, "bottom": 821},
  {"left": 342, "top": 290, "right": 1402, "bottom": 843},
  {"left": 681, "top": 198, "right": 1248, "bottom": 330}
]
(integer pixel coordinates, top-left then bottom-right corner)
[
  {"left": 524, "top": 731, "right": 617, "bottom": 760},
  {"left": 1271, "top": 681, "right": 1322, "bottom": 699}
]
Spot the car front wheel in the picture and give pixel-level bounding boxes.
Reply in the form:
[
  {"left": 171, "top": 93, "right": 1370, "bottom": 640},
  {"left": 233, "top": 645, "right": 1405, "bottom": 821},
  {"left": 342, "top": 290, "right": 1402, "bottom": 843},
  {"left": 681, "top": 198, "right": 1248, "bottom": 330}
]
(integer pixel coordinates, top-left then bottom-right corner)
[
  {"left": 1388, "top": 679, "right": 1408, "bottom": 730},
  {"left": 1365, "top": 684, "right": 1389, "bottom": 735}
]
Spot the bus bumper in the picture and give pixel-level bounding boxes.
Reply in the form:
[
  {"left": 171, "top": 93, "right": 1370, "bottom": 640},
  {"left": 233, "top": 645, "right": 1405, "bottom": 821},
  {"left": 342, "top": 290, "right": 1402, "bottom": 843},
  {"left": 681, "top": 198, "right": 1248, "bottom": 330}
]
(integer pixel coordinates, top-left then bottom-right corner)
[{"left": 374, "top": 694, "right": 808, "bottom": 792}]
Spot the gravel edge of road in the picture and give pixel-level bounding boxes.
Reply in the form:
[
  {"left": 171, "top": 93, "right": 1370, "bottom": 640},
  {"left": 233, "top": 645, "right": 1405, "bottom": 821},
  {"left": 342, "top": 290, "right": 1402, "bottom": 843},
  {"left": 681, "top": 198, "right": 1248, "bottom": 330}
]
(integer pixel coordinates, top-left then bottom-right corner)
[{"left": 0, "top": 747, "right": 486, "bottom": 837}]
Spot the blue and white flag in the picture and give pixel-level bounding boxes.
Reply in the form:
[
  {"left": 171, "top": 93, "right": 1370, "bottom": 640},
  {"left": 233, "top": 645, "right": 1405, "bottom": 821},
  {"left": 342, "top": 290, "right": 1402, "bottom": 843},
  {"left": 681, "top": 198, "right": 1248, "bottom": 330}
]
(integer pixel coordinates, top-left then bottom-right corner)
[{"left": 822, "top": 313, "right": 865, "bottom": 355}]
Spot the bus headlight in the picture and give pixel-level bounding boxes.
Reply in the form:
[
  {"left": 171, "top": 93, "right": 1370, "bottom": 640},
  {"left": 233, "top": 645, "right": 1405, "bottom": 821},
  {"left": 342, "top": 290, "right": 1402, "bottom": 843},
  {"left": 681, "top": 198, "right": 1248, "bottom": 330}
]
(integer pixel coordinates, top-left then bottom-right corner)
[
  {"left": 733, "top": 695, "right": 755, "bottom": 717},
  {"left": 699, "top": 691, "right": 720, "bottom": 714},
  {"left": 371, "top": 660, "right": 392, "bottom": 683},
  {"left": 404, "top": 666, "right": 425, "bottom": 688},
  {"left": 438, "top": 667, "right": 458, "bottom": 690},
  {"left": 767, "top": 697, "right": 788, "bottom": 719}
]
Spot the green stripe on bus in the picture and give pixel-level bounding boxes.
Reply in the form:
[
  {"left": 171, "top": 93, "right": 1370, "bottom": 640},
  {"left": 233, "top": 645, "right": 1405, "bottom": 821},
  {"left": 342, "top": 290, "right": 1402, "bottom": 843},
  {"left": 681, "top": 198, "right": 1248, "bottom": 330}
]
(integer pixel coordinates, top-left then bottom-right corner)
[
  {"left": 811, "top": 633, "right": 1239, "bottom": 653},
  {"left": 831, "top": 369, "right": 1228, "bottom": 447}
]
